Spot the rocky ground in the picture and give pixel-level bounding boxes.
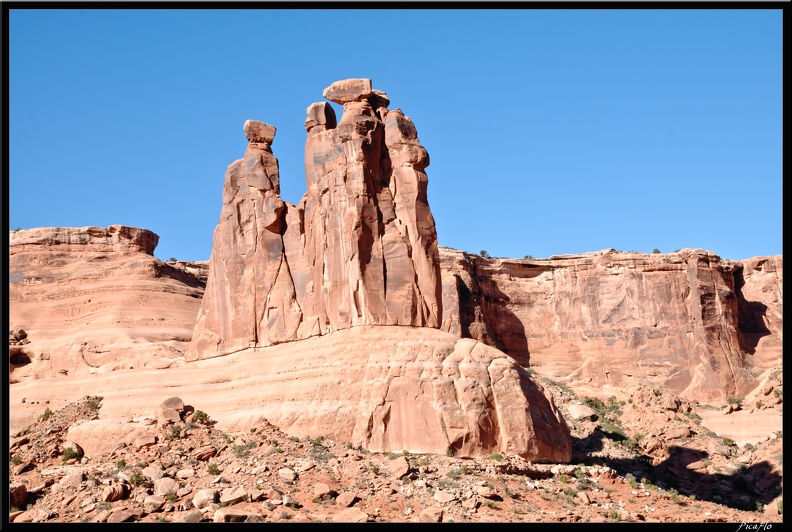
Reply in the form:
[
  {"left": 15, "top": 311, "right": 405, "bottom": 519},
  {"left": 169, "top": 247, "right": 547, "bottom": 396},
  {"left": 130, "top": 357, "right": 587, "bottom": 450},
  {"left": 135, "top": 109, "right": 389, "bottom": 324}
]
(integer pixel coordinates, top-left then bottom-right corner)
[{"left": 8, "top": 370, "right": 783, "bottom": 524}]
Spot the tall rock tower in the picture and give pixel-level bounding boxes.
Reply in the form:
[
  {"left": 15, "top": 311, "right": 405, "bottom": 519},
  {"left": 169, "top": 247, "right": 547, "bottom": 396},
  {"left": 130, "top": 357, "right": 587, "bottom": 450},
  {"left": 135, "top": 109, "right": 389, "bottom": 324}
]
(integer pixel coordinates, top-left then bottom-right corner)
[{"left": 187, "top": 79, "right": 442, "bottom": 360}]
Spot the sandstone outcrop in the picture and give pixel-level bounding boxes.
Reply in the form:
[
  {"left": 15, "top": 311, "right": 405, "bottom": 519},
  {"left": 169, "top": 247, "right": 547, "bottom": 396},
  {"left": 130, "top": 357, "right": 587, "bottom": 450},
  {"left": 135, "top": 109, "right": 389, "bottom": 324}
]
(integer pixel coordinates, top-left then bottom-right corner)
[
  {"left": 440, "top": 247, "right": 783, "bottom": 402},
  {"left": 8, "top": 226, "right": 205, "bottom": 381},
  {"left": 736, "top": 256, "right": 783, "bottom": 373},
  {"left": 187, "top": 78, "right": 441, "bottom": 361},
  {"left": 13, "top": 326, "right": 572, "bottom": 463}
]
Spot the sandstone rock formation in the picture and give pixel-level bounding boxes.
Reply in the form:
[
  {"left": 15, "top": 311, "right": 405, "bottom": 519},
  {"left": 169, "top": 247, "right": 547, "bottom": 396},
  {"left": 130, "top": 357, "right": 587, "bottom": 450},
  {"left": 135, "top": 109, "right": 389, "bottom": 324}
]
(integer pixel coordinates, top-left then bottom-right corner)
[
  {"left": 187, "top": 78, "right": 441, "bottom": 361},
  {"left": 736, "top": 256, "right": 783, "bottom": 372},
  {"left": 440, "top": 247, "right": 783, "bottom": 403},
  {"left": 8, "top": 226, "right": 205, "bottom": 381},
  {"left": 12, "top": 326, "right": 571, "bottom": 463}
]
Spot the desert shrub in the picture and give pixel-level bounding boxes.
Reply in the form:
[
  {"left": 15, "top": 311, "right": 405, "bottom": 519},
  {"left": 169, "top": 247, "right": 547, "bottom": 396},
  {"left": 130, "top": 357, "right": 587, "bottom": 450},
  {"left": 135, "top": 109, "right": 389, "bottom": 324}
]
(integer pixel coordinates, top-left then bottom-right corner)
[
  {"left": 445, "top": 447, "right": 455, "bottom": 457},
  {"left": 207, "top": 463, "right": 220, "bottom": 475},
  {"left": 652, "top": 248, "right": 660, "bottom": 254},
  {"left": 167, "top": 425, "right": 182, "bottom": 440},
  {"left": 562, "top": 486, "right": 577, "bottom": 498},
  {"left": 489, "top": 453, "right": 504, "bottom": 462},
  {"left": 192, "top": 410, "right": 209, "bottom": 424},
  {"left": 42, "top": 408, "right": 53, "bottom": 421},
  {"left": 438, "top": 478, "right": 459, "bottom": 490},
  {"left": 726, "top": 396, "right": 743, "bottom": 406},
  {"left": 62, "top": 447, "right": 79, "bottom": 462},
  {"left": 583, "top": 396, "right": 606, "bottom": 412},
  {"left": 87, "top": 396, "right": 103, "bottom": 410},
  {"left": 11, "top": 454, "right": 22, "bottom": 465},
  {"left": 308, "top": 440, "right": 335, "bottom": 463},
  {"left": 116, "top": 459, "right": 127, "bottom": 469},
  {"left": 233, "top": 442, "right": 256, "bottom": 458},
  {"left": 129, "top": 469, "right": 144, "bottom": 486}
]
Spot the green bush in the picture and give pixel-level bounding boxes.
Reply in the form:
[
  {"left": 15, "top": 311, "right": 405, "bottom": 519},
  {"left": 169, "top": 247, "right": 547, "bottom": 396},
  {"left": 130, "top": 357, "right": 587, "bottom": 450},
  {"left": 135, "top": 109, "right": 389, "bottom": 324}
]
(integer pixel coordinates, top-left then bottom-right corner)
[
  {"left": 87, "top": 396, "right": 103, "bottom": 410},
  {"left": 62, "top": 447, "right": 79, "bottom": 462},
  {"left": 167, "top": 425, "right": 182, "bottom": 440},
  {"left": 207, "top": 463, "right": 220, "bottom": 475},
  {"left": 489, "top": 453, "right": 504, "bottom": 462},
  {"left": 129, "top": 469, "right": 144, "bottom": 486},
  {"left": 192, "top": 410, "right": 209, "bottom": 424},
  {"left": 42, "top": 408, "right": 53, "bottom": 421}
]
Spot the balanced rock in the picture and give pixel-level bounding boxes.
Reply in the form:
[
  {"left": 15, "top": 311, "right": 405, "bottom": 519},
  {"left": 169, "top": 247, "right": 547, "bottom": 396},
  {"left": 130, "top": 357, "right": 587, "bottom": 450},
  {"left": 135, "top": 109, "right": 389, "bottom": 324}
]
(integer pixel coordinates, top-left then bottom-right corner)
[{"left": 322, "top": 78, "right": 373, "bottom": 104}]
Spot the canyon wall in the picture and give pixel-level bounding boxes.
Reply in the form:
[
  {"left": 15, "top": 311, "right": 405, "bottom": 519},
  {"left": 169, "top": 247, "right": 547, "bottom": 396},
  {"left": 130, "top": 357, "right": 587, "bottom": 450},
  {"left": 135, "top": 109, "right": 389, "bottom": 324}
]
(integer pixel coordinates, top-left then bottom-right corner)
[
  {"left": 440, "top": 247, "right": 783, "bottom": 402},
  {"left": 8, "top": 226, "right": 205, "bottom": 381}
]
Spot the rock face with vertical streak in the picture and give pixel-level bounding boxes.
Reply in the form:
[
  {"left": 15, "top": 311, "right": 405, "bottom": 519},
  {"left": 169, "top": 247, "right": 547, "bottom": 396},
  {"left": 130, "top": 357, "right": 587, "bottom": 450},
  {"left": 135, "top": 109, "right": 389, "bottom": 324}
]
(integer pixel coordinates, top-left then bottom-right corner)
[
  {"left": 187, "top": 79, "right": 442, "bottom": 361},
  {"left": 439, "top": 247, "right": 783, "bottom": 402}
]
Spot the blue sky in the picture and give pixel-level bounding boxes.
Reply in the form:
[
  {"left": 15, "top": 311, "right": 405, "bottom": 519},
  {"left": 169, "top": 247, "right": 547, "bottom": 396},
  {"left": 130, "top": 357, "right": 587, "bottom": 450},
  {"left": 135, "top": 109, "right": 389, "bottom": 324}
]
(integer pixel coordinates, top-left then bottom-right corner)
[{"left": 8, "top": 8, "right": 782, "bottom": 262}]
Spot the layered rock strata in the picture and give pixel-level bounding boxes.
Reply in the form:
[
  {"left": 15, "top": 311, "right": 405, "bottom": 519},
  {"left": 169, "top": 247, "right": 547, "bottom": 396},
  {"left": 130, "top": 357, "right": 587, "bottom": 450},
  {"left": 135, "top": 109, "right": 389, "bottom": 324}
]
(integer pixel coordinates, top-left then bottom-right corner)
[
  {"left": 440, "top": 247, "right": 783, "bottom": 402},
  {"left": 12, "top": 327, "right": 572, "bottom": 463},
  {"left": 8, "top": 226, "right": 205, "bottom": 380},
  {"left": 187, "top": 78, "right": 442, "bottom": 361}
]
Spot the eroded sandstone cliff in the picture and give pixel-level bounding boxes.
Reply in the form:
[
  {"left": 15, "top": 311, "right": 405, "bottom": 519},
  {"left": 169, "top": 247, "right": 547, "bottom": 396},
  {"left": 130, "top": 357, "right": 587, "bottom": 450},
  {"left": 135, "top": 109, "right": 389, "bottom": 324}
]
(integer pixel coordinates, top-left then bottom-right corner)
[
  {"left": 439, "top": 247, "right": 783, "bottom": 402},
  {"left": 187, "top": 79, "right": 442, "bottom": 361},
  {"left": 8, "top": 226, "right": 205, "bottom": 380}
]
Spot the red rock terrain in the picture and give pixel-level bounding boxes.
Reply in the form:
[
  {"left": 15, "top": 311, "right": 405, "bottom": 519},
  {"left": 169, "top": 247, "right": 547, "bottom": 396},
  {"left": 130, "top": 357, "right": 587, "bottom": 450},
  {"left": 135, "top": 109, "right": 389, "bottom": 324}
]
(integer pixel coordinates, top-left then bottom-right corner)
[
  {"left": 8, "top": 226, "right": 206, "bottom": 382},
  {"left": 440, "top": 247, "right": 783, "bottom": 404},
  {"left": 7, "top": 381, "right": 782, "bottom": 523},
  {"left": 6, "top": 78, "right": 782, "bottom": 523}
]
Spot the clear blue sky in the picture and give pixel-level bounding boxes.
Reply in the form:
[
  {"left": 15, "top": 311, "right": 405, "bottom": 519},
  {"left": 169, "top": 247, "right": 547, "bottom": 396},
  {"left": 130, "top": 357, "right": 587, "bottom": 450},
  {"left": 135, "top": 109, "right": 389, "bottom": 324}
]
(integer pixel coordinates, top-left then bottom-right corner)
[{"left": 8, "top": 8, "right": 782, "bottom": 262}]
